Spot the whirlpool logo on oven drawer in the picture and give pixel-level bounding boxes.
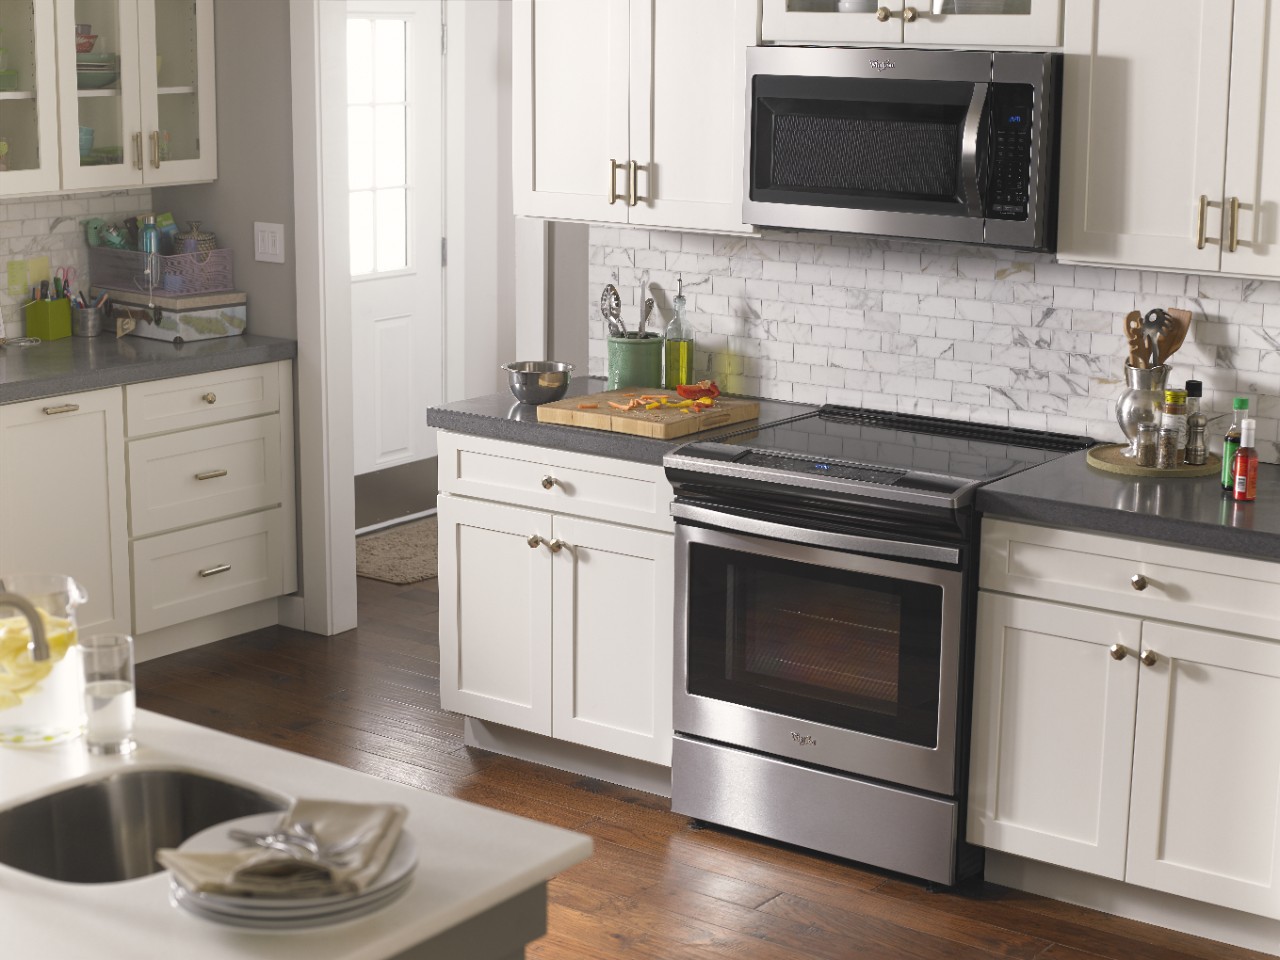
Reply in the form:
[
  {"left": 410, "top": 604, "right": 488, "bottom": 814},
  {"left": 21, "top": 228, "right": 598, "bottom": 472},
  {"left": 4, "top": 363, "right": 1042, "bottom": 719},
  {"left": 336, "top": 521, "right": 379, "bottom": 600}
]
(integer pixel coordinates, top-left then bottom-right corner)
[{"left": 790, "top": 731, "right": 818, "bottom": 747}]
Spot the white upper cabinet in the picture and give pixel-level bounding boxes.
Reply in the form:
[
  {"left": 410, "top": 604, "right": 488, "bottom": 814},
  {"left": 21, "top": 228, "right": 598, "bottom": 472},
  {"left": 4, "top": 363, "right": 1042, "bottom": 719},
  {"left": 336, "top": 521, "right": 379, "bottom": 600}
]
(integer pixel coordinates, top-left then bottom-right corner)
[
  {"left": 512, "top": 0, "right": 755, "bottom": 234},
  {"left": 761, "top": 0, "right": 1063, "bottom": 47},
  {"left": 0, "top": 2, "right": 63, "bottom": 195},
  {"left": 1059, "top": 0, "right": 1280, "bottom": 278}
]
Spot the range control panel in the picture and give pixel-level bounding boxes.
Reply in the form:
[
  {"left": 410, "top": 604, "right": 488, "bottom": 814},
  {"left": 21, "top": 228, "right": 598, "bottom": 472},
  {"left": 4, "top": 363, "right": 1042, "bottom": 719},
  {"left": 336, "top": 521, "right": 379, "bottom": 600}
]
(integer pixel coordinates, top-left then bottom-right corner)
[{"left": 987, "top": 86, "right": 1034, "bottom": 221}]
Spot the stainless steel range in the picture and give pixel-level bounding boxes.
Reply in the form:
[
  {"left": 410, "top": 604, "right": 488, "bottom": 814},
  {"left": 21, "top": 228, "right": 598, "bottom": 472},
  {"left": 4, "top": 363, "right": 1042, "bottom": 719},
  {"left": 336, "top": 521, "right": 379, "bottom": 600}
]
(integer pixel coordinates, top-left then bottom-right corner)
[{"left": 664, "top": 406, "right": 1090, "bottom": 885}]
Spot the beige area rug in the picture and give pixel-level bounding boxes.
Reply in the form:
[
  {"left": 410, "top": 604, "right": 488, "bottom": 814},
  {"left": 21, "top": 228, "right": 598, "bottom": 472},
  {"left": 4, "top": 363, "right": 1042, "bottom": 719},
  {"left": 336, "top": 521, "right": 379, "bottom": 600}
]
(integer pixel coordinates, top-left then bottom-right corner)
[{"left": 355, "top": 516, "right": 439, "bottom": 584}]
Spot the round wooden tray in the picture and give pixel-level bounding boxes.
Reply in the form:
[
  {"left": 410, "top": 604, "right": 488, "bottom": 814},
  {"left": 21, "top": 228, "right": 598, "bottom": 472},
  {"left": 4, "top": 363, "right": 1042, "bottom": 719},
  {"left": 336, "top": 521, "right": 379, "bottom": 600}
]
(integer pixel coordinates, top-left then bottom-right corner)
[{"left": 1086, "top": 443, "right": 1221, "bottom": 477}]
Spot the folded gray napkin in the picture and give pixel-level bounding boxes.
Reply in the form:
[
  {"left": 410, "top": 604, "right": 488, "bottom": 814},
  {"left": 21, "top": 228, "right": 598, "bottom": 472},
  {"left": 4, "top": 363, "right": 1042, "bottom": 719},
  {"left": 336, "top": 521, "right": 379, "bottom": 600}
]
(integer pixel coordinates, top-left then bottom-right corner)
[{"left": 158, "top": 798, "right": 408, "bottom": 900}]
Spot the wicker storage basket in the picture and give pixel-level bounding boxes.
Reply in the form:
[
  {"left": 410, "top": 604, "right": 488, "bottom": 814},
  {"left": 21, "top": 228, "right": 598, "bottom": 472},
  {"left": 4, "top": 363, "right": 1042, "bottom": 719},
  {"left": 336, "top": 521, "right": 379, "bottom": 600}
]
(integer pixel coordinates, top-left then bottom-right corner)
[{"left": 89, "top": 246, "right": 234, "bottom": 295}]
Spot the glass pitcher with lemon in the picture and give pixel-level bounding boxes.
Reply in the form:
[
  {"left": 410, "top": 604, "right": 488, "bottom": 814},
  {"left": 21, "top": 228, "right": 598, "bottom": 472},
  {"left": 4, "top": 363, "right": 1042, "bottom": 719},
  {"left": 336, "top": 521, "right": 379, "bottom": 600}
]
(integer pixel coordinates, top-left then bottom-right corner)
[{"left": 0, "top": 575, "right": 88, "bottom": 745}]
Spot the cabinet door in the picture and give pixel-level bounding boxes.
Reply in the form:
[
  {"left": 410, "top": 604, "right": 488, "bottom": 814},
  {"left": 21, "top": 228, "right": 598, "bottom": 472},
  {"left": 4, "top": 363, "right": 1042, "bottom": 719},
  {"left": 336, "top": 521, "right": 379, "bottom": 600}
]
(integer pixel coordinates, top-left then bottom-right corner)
[
  {"left": 0, "top": 2, "right": 62, "bottom": 196},
  {"left": 761, "top": 0, "right": 904, "bottom": 44},
  {"left": 1221, "top": 0, "right": 1280, "bottom": 277},
  {"left": 627, "top": 0, "right": 754, "bottom": 235},
  {"left": 1127, "top": 621, "right": 1280, "bottom": 919},
  {"left": 511, "top": 0, "right": 629, "bottom": 222},
  {"left": 550, "top": 515, "right": 673, "bottom": 764},
  {"left": 1057, "top": 1, "right": 1232, "bottom": 272},
  {"left": 436, "top": 494, "right": 553, "bottom": 735},
  {"left": 904, "top": 1, "right": 1062, "bottom": 47},
  {"left": 968, "top": 592, "right": 1140, "bottom": 879},
  {"left": 136, "top": 0, "right": 216, "bottom": 184},
  {"left": 0, "top": 390, "right": 130, "bottom": 636},
  {"left": 55, "top": 0, "right": 144, "bottom": 190}
]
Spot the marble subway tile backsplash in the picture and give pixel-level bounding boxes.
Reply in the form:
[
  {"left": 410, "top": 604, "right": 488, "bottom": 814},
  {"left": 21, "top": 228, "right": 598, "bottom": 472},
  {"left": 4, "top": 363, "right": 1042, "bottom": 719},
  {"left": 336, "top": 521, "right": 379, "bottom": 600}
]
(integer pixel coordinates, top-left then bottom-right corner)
[
  {"left": 588, "top": 227, "right": 1280, "bottom": 463},
  {"left": 0, "top": 189, "right": 152, "bottom": 340}
]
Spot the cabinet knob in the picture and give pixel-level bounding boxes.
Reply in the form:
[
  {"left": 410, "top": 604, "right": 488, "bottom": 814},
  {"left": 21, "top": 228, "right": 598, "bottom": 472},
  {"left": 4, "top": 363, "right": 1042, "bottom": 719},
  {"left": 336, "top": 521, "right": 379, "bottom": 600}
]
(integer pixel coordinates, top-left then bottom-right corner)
[
  {"left": 1130, "top": 574, "right": 1148, "bottom": 591},
  {"left": 1109, "top": 644, "right": 1129, "bottom": 661},
  {"left": 547, "top": 538, "right": 567, "bottom": 554},
  {"left": 527, "top": 534, "right": 547, "bottom": 549},
  {"left": 1140, "top": 649, "right": 1159, "bottom": 667},
  {"left": 202, "top": 392, "right": 217, "bottom": 405},
  {"left": 876, "top": 6, "right": 891, "bottom": 20},
  {"left": 541, "top": 475, "right": 558, "bottom": 490},
  {"left": 903, "top": 6, "right": 918, "bottom": 21}
]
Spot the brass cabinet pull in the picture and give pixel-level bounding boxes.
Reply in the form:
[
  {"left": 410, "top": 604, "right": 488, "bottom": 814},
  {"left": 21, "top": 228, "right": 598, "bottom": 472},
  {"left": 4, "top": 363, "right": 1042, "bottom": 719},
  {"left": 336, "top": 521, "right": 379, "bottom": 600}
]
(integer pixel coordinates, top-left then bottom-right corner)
[
  {"left": 627, "top": 160, "right": 637, "bottom": 206},
  {"left": 1109, "top": 644, "right": 1129, "bottom": 661},
  {"left": 547, "top": 538, "right": 568, "bottom": 553},
  {"left": 150, "top": 131, "right": 161, "bottom": 168},
  {"left": 42, "top": 403, "right": 79, "bottom": 415},
  {"left": 1195, "top": 194, "right": 1209, "bottom": 249},
  {"left": 903, "top": 6, "right": 918, "bottom": 21},
  {"left": 198, "top": 563, "right": 231, "bottom": 578},
  {"left": 132, "top": 132, "right": 143, "bottom": 170},
  {"left": 876, "top": 6, "right": 891, "bottom": 20},
  {"left": 609, "top": 159, "right": 623, "bottom": 204},
  {"left": 1140, "top": 649, "right": 1158, "bottom": 667},
  {"left": 1130, "top": 573, "right": 1148, "bottom": 591},
  {"left": 202, "top": 392, "right": 217, "bottom": 405},
  {"left": 527, "top": 534, "right": 547, "bottom": 549},
  {"left": 1227, "top": 196, "right": 1240, "bottom": 252},
  {"left": 541, "top": 475, "right": 558, "bottom": 490},
  {"left": 195, "top": 469, "right": 228, "bottom": 481}
]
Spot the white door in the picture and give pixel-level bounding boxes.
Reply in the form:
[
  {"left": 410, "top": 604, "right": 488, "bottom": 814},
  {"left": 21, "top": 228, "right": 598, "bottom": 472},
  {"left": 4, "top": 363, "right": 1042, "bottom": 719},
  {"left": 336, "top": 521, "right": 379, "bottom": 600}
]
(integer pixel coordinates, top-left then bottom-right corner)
[
  {"left": 967, "top": 592, "right": 1140, "bottom": 880},
  {"left": 348, "top": 0, "right": 443, "bottom": 476},
  {"left": 1057, "top": 0, "right": 1233, "bottom": 271},
  {"left": 1127, "top": 620, "right": 1280, "bottom": 919}
]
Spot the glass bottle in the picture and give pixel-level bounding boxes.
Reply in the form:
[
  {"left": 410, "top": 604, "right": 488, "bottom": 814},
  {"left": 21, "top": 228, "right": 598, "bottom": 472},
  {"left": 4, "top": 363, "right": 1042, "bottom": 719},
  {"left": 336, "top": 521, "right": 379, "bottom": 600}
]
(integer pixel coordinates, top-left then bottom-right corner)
[
  {"left": 663, "top": 275, "right": 694, "bottom": 389},
  {"left": 1184, "top": 380, "right": 1208, "bottom": 466},
  {"left": 1161, "top": 388, "right": 1187, "bottom": 465},
  {"left": 1222, "top": 397, "right": 1250, "bottom": 490},
  {"left": 1233, "top": 418, "right": 1259, "bottom": 502}
]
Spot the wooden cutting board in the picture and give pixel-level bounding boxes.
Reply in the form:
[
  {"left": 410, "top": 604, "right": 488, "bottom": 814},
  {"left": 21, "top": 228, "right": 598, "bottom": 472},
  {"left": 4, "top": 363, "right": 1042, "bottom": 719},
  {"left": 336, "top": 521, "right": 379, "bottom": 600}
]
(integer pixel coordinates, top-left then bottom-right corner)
[{"left": 536, "top": 388, "right": 760, "bottom": 439}]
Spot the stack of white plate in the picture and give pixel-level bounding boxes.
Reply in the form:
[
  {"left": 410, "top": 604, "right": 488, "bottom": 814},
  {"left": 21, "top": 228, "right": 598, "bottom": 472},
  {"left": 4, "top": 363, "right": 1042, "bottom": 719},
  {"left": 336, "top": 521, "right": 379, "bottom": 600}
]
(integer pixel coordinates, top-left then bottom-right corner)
[{"left": 168, "top": 813, "right": 418, "bottom": 930}]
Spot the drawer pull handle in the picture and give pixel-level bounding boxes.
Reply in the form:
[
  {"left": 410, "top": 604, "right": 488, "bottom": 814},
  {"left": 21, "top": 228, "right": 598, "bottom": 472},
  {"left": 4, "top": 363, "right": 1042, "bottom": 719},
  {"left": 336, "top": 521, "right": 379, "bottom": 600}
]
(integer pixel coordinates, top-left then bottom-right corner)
[
  {"left": 202, "top": 392, "right": 217, "bottom": 405},
  {"left": 42, "top": 403, "right": 80, "bottom": 416},
  {"left": 541, "top": 475, "right": 558, "bottom": 490},
  {"left": 198, "top": 563, "right": 232, "bottom": 578},
  {"left": 1109, "top": 644, "right": 1129, "bottom": 661},
  {"left": 547, "top": 538, "right": 567, "bottom": 553},
  {"left": 1130, "top": 574, "right": 1148, "bottom": 591},
  {"left": 527, "top": 534, "right": 547, "bottom": 549},
  {"left": 195, "top": 469, "right": 228, "bottom": 481},
  {"left": 1140, "top": 649, "right": 1158, "bottom": 667}
]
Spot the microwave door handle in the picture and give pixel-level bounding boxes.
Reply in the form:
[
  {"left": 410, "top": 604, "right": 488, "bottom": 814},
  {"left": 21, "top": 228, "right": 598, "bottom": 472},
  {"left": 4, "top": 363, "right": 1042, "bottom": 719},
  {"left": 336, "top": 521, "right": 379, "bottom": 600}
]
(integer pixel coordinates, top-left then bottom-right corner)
[{"left": 961, "top": 82, "right": 988, "bottom": 218}]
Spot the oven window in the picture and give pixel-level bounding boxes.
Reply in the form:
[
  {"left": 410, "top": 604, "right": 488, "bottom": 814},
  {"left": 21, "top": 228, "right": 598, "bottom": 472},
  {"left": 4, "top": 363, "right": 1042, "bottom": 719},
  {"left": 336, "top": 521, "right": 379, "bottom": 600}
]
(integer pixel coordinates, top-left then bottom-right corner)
[{"left": 686, "top": 544, "right": 944, "bottom": 748}]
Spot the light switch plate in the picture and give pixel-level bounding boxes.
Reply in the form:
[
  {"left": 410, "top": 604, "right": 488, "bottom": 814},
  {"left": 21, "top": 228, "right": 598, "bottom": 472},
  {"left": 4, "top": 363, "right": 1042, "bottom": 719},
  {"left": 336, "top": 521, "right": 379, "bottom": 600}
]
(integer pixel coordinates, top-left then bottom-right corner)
[{"left": 254, "top": 222, "right": 286, "bottom": 264}]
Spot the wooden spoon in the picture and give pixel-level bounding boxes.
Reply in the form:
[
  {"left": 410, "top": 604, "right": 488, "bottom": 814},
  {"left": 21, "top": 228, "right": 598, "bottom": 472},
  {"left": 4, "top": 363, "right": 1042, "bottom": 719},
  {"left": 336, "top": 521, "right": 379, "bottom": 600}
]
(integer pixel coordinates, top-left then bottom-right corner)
[{"left": 1123, "top": 311, "right": 1147, "bottom": 368}]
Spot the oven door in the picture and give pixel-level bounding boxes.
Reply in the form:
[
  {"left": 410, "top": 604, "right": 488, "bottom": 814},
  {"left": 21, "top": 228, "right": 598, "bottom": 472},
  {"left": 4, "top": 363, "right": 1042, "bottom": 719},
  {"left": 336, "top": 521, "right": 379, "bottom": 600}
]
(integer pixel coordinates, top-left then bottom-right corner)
[{"left": 674, "top": 518, "right": 964, "bottom": 796}]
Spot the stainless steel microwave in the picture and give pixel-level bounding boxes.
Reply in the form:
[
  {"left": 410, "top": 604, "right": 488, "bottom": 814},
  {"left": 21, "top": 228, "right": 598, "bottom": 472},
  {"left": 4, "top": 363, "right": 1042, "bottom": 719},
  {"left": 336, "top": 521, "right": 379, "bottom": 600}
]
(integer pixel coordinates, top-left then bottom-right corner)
[{"left": 743, "top": 47, "right": 1061, "bottom": 250}]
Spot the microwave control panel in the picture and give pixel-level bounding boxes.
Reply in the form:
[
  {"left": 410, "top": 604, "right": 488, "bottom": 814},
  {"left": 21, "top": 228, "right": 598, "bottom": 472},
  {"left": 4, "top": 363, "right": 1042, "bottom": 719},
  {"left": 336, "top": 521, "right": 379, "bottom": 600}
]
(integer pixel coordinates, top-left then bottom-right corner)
[{"left": 987, "top": 86, "right": 1033, "bottom": 221}]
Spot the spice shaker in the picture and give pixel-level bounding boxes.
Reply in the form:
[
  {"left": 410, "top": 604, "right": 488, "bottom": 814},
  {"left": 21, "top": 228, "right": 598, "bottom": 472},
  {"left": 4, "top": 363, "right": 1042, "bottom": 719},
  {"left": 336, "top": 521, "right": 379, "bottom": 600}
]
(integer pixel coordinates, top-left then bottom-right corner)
[
  {"left": 1135, "top": 422, "right": 1158, "bottom": 468},
  {"left": 1161, "top": 388, "right": 1188, "bottom": 465},
  {"left": 1184, "top": 380, "right": 1208, "bottom": 466},
  {"left": 1156, "top": 426, "right": 1179, "bottom": 469}
]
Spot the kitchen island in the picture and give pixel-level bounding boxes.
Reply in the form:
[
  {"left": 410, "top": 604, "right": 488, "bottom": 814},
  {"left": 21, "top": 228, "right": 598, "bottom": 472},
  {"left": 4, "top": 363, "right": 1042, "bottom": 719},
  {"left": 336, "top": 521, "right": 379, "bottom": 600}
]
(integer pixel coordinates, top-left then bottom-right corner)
[{"left": 0, "top": 711, "right": 591, "bottom": 959}]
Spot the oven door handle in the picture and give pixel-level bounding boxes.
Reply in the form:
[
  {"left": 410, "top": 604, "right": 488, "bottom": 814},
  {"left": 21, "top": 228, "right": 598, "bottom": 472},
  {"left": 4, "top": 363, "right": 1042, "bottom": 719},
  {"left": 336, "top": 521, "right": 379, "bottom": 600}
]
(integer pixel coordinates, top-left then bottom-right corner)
[
  {"left": 671, "top": 503, "right": 961, "bottom": 566},
  {"left": 960, "top": 82, "right": 988, "bottom": 218}
]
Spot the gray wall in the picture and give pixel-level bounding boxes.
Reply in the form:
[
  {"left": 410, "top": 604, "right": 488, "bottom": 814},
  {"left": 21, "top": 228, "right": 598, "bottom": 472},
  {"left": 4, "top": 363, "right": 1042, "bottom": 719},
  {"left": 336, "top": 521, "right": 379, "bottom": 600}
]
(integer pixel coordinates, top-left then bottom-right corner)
[{"left": 153, "top": 0, "right": 296, "bottom": 340}]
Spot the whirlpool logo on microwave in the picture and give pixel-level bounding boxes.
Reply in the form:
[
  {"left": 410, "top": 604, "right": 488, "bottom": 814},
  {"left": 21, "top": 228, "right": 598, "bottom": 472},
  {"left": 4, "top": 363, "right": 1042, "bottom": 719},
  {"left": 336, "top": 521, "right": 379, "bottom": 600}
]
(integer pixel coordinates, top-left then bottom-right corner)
[{"left": 790, "top": 731, "right": 818, "bottom": 747}]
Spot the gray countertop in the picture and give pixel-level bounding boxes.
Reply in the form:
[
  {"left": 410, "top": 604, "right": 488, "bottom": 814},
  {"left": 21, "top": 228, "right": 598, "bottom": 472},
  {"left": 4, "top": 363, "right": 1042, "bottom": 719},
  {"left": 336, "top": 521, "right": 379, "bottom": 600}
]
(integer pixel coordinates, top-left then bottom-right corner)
[
  {"left": 427, "top": 378, "right": 817, "bottom": 465},
  {"left": 979, "top": 450, "right": 1280, "bottom": 561},
  {"left": 0, "top": 333, "right": 297, "bottom": 404}
]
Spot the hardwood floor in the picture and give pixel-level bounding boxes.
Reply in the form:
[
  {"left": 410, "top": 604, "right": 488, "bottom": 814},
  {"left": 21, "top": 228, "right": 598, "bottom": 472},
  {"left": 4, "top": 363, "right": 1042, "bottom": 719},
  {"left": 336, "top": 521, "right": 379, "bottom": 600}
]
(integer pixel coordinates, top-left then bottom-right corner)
[{"left": 138, "top": 577, "right": 1266, "bottom": 960}]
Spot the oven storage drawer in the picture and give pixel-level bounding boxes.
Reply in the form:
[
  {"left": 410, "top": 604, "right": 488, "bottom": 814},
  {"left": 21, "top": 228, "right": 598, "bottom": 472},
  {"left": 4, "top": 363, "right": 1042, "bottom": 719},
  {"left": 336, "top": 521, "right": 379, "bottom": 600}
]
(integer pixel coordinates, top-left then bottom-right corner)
[
  {"left": 980, "top": 519, "right": 1280, "bottom": 641},
  {"left": 125, "top": 363, "right": 281, "bottom": 438},
  {"left": 438, "top": 432, "right": 674, "bottom": 532},
  {"left": 672, "top": 735, "right": 967, "bottom": 885}
]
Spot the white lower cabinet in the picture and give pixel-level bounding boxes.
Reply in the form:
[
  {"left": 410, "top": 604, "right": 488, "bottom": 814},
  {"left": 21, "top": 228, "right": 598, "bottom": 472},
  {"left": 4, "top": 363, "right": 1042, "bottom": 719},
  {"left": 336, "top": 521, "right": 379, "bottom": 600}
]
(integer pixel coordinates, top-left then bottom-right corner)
[
  {"left": 970, "top": 520, "right": 1280, "bottom": 920},
  {"left": 438, "top": 435, "right": 675, "bottom": 767}
]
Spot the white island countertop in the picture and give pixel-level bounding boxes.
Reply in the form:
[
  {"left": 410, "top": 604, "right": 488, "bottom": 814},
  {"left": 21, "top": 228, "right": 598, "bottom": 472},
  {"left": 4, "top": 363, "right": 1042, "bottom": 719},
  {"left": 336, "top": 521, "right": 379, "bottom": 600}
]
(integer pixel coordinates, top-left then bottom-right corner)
[{"left": 0, "top": 710, "right": 592, "bottom": 958}]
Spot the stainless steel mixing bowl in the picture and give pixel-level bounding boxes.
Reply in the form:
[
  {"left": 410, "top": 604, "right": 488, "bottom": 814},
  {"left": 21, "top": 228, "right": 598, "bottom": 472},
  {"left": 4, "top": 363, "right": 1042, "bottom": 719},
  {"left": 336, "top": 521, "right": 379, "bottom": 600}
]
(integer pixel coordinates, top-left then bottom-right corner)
[{"left": 501, "top": 360, "right": 574, "bottom": 405}]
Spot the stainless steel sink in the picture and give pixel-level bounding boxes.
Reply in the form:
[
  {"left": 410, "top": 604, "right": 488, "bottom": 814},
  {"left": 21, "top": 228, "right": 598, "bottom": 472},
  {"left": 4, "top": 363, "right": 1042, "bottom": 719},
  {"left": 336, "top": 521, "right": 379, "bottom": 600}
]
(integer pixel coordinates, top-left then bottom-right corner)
[{"left": 0, "top": 767, "right": 288, "bottom": 883}]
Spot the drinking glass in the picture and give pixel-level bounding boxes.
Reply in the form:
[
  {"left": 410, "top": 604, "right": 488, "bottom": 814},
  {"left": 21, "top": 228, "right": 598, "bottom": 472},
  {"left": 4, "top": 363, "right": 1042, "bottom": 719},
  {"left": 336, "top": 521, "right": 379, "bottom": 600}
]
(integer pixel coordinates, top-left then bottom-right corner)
[{"left": 81, "top": 634, "right": 136, "bottom": 755}]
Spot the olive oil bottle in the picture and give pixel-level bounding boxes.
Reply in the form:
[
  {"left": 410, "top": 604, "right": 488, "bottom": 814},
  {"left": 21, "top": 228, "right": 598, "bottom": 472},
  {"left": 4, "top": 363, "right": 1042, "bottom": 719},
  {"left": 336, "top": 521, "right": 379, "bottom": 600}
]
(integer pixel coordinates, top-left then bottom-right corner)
[{"left": 664, "top": 275, "right": 693, "bottom": 389}]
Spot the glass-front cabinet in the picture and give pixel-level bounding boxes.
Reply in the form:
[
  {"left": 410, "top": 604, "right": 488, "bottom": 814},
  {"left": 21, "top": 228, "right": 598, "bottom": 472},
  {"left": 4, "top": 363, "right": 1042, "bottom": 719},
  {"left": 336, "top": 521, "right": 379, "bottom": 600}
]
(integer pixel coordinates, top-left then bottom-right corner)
[
  {"left": 50, "top": 0, "right": 215, "bottom": 192},
  {"left": 0, "top": 2, "right": 62, "bottom": 195},
  {"left": 761, "top": 0, "right": 1063, "bottom": 47}
]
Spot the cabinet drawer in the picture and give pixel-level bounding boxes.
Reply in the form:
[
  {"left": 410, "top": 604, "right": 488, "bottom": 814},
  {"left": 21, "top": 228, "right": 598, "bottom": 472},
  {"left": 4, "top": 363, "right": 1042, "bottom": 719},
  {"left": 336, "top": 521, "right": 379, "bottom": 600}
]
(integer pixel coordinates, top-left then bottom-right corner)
[
  {"left": 439, "top": 433, "right": 674, "bottom": 532},
  {"left": 128, "top": 416, "right": 282, "bottom": 537},
  {"left": 125, "top": 363, "right": 281, "bottom": 437},
  {"left": 981, "top": 519, "right": 1280, "bottom": 642},
  {"left": 132, "top": 509, "right": 285, "bottom": 634}
]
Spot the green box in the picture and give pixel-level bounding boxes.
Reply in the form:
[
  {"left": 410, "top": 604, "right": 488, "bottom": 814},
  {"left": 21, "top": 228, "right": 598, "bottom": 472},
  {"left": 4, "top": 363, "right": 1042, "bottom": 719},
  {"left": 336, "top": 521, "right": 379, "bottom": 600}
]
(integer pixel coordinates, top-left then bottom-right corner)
[{"left": 25, "top": 298, "right": 72, "bottom": 340}]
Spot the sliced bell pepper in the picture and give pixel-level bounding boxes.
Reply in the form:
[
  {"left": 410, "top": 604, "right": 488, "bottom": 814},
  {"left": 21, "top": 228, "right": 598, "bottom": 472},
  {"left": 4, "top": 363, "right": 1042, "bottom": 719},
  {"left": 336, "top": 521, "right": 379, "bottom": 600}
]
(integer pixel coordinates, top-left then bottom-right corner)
[{"left": 676, "top": 380, "right": 720, "bottom": 401}]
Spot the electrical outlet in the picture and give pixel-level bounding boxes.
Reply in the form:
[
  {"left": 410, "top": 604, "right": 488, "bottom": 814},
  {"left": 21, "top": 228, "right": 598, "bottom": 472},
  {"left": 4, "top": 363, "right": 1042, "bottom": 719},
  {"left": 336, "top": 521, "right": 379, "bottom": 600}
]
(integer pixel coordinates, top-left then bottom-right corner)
[{"left": 254, "top": 222, "right": 286, "bottom": 264}]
